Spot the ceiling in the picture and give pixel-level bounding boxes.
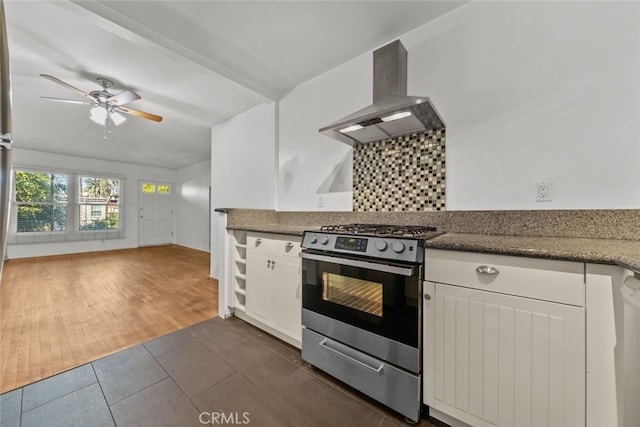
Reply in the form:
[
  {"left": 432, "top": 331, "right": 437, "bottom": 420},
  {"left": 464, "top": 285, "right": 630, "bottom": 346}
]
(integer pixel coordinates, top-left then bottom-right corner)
[{"left": 4, "top": 0, "right": 467, "bottom": 169}]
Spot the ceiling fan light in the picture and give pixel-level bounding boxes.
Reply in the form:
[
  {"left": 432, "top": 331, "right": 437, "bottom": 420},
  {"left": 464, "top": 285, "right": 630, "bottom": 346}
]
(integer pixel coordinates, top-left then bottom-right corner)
[
  {"left": 110, "top": 111, "right": 126, "bottom": 126},
  {"left": 89, "top": 106, "right": 107, "bottom": 125}
]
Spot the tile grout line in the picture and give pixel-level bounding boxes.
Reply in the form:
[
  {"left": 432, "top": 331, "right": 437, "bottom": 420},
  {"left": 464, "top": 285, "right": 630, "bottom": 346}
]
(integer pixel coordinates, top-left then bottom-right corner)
[
  {"left": 19, "top": 387, "right": 24, "bottom": 427},
  {"left": 90, "top": 363, "right": 118, "bottom": 427},
  {"left": 20, "top": 381, "right": 97, "bottom": 415},
  {"left": 143, "top": 336, "right": 230, "bottom": 424},
  {"left": 100, "top": 346, "right": 170, "bottom": 408}
]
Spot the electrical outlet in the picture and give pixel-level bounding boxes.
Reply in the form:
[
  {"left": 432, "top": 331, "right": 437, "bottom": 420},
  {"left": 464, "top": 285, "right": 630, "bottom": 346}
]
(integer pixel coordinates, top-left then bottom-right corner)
[{"left": 536, "top": 182, "right": 552, "bottom": 202}]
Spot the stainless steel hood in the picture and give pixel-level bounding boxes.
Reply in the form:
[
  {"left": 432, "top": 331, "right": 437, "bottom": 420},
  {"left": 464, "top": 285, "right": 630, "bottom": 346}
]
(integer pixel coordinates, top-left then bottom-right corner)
[{"left": 319, "top": 40, "right": 444, "bottom": 146}]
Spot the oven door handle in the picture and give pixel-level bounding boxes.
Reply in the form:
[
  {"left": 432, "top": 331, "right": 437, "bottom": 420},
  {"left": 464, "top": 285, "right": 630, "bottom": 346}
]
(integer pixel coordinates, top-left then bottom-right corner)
[
  {"left": 300, "top": 252, "right": 416, "bottom": 277},
  {"left": 319, "top": 338, "right": 384, "bottom": 373}
]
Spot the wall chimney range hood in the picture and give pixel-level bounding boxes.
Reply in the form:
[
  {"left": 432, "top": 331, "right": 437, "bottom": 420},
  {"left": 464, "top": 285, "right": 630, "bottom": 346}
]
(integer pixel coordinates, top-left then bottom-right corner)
[{"left": 319, "top": 40, "right": 444, "bottom": 146}]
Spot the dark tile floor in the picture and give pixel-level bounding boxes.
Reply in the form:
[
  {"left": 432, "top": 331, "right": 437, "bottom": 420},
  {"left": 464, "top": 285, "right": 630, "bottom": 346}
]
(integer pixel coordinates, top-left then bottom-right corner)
[{"left": 0, "top": 317, "right": 441, "bottom": 427}]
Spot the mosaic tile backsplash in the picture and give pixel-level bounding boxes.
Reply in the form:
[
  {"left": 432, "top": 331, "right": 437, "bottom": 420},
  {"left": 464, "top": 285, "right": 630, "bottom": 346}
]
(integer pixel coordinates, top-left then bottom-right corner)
[{"left": 353, "top": 129, "right": 445, "bottom": 212}]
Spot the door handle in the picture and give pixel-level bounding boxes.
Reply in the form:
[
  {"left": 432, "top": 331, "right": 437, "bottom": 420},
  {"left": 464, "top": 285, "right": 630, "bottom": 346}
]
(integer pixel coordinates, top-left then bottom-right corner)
[{"left": 319, "top": 338, "right": 384, "bottom": 373}]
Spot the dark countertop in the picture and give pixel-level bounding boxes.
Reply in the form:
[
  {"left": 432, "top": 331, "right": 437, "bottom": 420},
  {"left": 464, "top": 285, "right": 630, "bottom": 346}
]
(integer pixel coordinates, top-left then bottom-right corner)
[
  {"left": 228, "top": 225, "right": 640, "bottom": 272},
  {"left": 424, "top": 233, "right": 640, "bottom": 272}
]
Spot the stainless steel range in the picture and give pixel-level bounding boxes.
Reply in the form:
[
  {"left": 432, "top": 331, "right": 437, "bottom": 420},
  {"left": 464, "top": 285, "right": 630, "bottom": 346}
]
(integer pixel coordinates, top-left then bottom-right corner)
[{"left": 300, "top": 224, "right": 440, "bottom": 422}]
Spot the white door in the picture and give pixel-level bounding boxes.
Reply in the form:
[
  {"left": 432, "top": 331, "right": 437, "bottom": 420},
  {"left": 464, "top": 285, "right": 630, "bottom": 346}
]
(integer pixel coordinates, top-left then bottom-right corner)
[
  {"left": 424, "top": 282, "right": 585, "bottom": 427},
  {"left": 139, "top": 181, "right": 173, "bottom": 246},
  {"left": 270, "top": 254, "right": 302, "bottom": 340},
  {"left": 245, "top": 251, "right": 271, "bottom": 323}
]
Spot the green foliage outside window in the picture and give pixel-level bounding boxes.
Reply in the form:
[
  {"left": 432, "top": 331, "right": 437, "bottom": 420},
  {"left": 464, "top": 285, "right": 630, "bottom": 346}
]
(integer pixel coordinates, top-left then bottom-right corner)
[
  {"left": 79, "top": 176, "right": 120, "bottom": 230},
  {"left": 15, "top": 171, "right": 68, "bottom": 232}
]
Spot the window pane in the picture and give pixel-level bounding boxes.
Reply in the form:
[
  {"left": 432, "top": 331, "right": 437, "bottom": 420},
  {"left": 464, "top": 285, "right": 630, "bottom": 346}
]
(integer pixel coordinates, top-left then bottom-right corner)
[
  {"left": 80, "top": 177, "right": 117, "bottom": 199},
  {"left": 17, "top": 204, "right": 67, "bottom": 232},
  {"left": 79, "top": 205, "right": 119, "bottom": 230},
  {"left": 158, "top": 185, "right": 170, "bottom": 194},
  {"left": 142, "top": 183, "right": 155, "bottom": 193},
  {"left": 78, "top": 176, "right": 121, "bottom": 231},
  {"left": 52, "top": 175, "right": 68, "bottom": 202},
  {"left": 15, "top": 171, "right": 67, "bottom": 203}
]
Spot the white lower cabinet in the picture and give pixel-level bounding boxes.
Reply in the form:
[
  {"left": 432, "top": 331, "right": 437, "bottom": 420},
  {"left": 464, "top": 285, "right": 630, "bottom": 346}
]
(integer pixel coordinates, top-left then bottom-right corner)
[
  {"left": 424, "top": 249, "right": 586, "bottom": 427},
  {"left": 242, "top": 232, "right": 302, "bottom": 347}
]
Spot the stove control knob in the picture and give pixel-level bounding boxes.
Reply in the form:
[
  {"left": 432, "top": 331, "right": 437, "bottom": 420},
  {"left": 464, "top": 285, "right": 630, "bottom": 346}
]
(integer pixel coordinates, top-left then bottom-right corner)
[
  {"left": 321, "top": 236, "right": 330, "bottom": 245},
  {"left": 392, "top": 241, "right": 406, "bottom": 253},
  {"left": 309, "top": 234, "right": 318, "bottom": 244},
  {"left": 375, "top": 240, "right": 388, "bottom": 251}
]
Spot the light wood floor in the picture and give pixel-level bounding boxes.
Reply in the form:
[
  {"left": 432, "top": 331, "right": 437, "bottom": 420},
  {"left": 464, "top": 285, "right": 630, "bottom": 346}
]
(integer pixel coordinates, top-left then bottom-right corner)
[{"left": 0, "top": 245, "right": 218, "bottom": 393}]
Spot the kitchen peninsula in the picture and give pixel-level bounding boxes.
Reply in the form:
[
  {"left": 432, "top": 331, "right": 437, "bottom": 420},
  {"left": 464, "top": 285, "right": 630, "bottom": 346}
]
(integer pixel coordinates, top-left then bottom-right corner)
[{"left": 217, "top": 208, "right": 640, "bottom": 427}]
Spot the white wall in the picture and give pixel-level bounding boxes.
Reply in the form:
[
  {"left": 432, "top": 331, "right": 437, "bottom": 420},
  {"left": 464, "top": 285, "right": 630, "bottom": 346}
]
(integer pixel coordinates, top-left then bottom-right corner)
[
  {"left": 7, "top": 148, "right": 176, "bottom": 258},
  {"left": 211, "top": 102, "right": 276, "bottom": 210},
  {"left": 277, "top": 56, "right": 362, "bottom": 211},
  {"left": 210, "top": 101, "right": 276, "bottom": 279},
  {"left": 277, "top": 1, "right": 640, "bottom": 211},
  {"left": 176, "top": 159, "right": 211, "bottom": 252}
]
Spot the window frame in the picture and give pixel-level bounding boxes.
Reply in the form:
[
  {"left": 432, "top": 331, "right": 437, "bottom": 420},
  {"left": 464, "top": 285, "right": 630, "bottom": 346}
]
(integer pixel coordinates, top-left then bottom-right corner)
[
  {"left": 78, "top": 175, "right": 121, "bottom": 232},
  {"left": 10, "top": 167, "right": 125, "bottom": 243},
  {"left": 12, "top": 169, "right": 69, "bottom": 234}
]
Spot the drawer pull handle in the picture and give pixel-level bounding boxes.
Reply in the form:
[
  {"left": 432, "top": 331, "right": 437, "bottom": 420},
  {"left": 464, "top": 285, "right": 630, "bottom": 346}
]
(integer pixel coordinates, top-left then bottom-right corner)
[
  {"left": 255, "top": 238, "right": 262, "bottom": 245},
  {"left": 319, "top": 338, "right": 384, "bottom": 373},
  {"left": 476, "top": 265, "right": 499, "bottom": 275},
  {"left": 286, "top": 242, "right": 294, "bottom": 249}
]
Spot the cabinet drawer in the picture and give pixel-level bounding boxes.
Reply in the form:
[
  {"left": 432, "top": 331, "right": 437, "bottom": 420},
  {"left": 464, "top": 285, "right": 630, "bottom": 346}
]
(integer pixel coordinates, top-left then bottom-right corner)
[
  {"left": 271, "top": 235, "right": 301, "bottom": 257},
  {"left": 425, "top": 249, "right": 584, "bottom": 306},
  {"left": 247, "top": 232, "right": 301, "bottom": 257},
  {"left": 247, "top": 233, "right": 274, "bottom": 253}
]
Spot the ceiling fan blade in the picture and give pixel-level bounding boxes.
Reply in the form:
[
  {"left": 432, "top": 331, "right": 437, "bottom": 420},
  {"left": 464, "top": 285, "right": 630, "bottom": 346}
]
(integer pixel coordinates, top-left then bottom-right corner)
[
  {"left": 40, "top": 74, "right": 98, "bottom": 102},
  {"left": 40, "top": 96, "right": 94, "bottom": 105},
  {"left": 117, "top": 106, "right": 163, "bottom": 122},
  {"left": 107, "top": 90, "right": 141, "bottom": 105}
]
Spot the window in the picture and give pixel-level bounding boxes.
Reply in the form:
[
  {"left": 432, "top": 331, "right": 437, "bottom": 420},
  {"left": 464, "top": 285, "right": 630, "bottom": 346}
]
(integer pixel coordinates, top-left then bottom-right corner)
[
  {"left": 15, "top": 171, "right": 68, "bottom": 232},
  {"left": 79, "top": 177, "right": 120, "bottom": 230},
  {"left": 11, "top": 169, "right": 125, "bottom": 244},
  {"left": 142, "top": 183, "right": 155, "bottom": 193}
]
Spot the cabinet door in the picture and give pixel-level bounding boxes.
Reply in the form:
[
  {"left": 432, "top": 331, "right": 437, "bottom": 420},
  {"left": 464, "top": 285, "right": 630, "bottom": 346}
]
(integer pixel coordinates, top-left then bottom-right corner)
[
  {"left": 424, "top": 282, "right": 585, "bottom": 427},
  {"left": 245, "top": 252, "right": 271, "bottom": 323},
  {"left": 269, "top": 254, "right": 302, "bottom": 340}
]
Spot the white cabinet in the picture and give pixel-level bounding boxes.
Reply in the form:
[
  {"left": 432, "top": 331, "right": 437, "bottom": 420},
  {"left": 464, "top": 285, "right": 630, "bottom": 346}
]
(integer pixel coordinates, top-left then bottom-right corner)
[
  {"left": 424, "top": 249, "right": 586, "bottom": 427},
  {"left": 242, "top": 232, "right": 302, "bottom": 347}
]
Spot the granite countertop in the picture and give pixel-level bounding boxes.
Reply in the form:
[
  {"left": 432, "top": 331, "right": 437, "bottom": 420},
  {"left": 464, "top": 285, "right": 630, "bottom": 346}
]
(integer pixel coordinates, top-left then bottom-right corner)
[
  {"left": 228, "top": 224, "right": 640, "bottom": 272},
  {"left": 227, "top": 224, "right": 319, "bottom": 236},
  {"left": 424, "top": 233, "right": 640, "bottom": 272}
]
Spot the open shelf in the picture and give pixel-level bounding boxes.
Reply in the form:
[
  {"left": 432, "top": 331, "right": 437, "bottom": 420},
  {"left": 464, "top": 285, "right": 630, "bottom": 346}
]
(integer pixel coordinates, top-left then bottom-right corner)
[{"left": 230, "top": 230, "right": 248, "bottom": 313}]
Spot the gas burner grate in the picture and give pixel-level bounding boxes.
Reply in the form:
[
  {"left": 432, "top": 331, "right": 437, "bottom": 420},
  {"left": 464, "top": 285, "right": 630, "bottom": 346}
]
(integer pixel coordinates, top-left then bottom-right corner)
[{"left": 320, "top": 223, "right": 437, "bottom": 238}]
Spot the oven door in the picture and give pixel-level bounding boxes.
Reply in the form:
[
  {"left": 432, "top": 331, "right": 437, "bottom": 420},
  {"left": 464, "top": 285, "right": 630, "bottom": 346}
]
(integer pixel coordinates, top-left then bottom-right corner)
[{"left": 301, "top": 251, "right": 421, "bottom": 349}]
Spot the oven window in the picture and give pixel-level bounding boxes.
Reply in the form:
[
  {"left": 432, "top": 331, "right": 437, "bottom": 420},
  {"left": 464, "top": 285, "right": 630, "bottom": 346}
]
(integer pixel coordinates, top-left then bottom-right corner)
[{"left": 322, "top": 272, "right": 383, "bottom": 317}]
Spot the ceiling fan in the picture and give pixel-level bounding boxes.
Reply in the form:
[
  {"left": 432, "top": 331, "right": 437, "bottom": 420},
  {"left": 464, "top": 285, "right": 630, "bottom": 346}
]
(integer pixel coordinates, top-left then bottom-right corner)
[{"left": 40, "top": 74, "right": 163, "bottom": 139}]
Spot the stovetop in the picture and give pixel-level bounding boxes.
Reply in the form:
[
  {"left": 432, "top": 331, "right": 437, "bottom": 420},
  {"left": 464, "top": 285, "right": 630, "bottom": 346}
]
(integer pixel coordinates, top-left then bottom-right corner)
[
  {"left": 318, "top": 223, "right": 440, "bottom": 239},
  {"left": 301, "top": 223, "right": 441, "bottom": 263}
]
